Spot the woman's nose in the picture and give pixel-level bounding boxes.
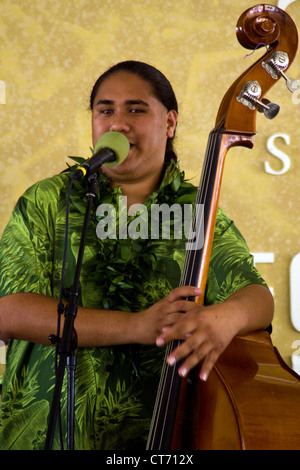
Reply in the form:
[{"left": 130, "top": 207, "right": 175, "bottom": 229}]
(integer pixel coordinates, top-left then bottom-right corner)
[{"left": 109, "top": 113, "right": 130, "bottom": 133}]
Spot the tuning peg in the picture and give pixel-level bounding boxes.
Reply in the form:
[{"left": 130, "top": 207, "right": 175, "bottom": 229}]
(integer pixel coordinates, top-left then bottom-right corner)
[
  {"left": 237, "top": 81, "right": 280, "bottom": 119},
  {"left": 262, "top": 51, "right": 299, "bottom": 93},
  {"left": 257, "top": 98, "right": 280, "bottom": 120}
]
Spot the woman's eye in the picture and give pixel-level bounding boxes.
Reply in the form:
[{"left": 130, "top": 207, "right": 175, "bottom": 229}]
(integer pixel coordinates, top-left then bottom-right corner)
[
  {"left": 129, "top": 108, "right": 144, "bottom": 114},
  {"left": 103, "top": 109, "right": 113, "bottom": 114}
]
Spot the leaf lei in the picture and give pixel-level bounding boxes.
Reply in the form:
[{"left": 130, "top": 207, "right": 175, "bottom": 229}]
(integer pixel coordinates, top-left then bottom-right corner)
[{"left": 65, "top": 156, "right": 197, "bottom": 314}]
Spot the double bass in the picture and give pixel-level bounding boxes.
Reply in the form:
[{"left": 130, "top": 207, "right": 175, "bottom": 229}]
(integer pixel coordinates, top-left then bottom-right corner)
[{"left": 147, "top": 4, "right": 300, "bottom": 450}]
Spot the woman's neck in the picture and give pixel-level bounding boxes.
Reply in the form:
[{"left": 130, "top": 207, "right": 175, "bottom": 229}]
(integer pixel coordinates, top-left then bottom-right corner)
[{"left": 110, "top": 171, "right": 164, "bottom": 209}]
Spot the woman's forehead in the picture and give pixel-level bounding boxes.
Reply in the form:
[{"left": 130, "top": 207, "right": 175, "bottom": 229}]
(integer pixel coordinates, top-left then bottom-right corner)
[
  {"left": 93, "top": 71, "right": 159, "bottom": 106},
  {"left": 95, "top": 71, "right": 154, "bottom": 96}
]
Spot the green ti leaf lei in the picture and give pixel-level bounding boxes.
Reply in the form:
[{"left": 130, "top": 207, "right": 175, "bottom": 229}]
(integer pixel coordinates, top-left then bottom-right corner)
[{"left": 65, "top": 156, "right": 197, "bottom": 315}]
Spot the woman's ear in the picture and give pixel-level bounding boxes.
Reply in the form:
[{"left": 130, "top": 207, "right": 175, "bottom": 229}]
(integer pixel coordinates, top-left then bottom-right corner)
[{"left": 166, "top": 110, "right": 178, "bottom": 138}]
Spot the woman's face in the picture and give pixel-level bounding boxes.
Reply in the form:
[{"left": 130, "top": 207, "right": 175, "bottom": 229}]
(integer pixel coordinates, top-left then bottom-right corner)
[{"left": 91, "top": 71, "right": 177, "bottom": 186}]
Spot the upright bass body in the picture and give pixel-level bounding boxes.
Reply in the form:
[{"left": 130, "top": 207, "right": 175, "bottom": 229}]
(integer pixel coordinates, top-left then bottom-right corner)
[
  {"left": 147, "top": 4, "right": 300, "bottom": 450},
  {"left": 172, "top": 331, "right": 300, "bottom": 450}
]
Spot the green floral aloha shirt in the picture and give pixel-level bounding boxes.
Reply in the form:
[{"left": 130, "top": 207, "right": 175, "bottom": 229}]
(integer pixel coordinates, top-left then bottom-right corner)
[{"left": 0, "top": 161, "right": 267, "bottom": 450}]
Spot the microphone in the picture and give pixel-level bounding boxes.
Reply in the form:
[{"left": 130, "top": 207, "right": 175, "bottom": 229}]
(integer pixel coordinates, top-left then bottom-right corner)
[{"left": 74, "top": 131, "right": 130, "bottom": 179}]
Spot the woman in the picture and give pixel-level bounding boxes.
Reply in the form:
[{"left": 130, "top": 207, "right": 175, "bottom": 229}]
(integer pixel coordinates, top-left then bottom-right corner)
[{"left": 0, "top": 61, "right": 273, "bottom": 450}]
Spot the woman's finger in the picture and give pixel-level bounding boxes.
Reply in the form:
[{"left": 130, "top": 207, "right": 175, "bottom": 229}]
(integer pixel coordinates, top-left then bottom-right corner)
[{"left": 166, "top": 286, "right": 202, "bottom": 303}]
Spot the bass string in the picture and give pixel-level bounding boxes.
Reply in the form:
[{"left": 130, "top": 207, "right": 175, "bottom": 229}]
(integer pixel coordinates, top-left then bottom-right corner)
[
  {"left": 180, "top": 130, "right": 218, "bottom": 288},
  {"left": 147, "top": 130, "right": 220, "bottom": 448},
  {"left": 146, "top": 340, "right": 181, "bottom": 449}
]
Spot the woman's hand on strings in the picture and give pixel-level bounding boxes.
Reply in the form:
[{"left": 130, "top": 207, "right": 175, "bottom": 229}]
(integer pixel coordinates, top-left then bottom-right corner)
[
  {"left": 155, "top": 287, "right": 244, "bottom": 382},
  {"left": 135, "top": 286, "right": 202, "bottom": 345},
  {"left": 155, "top": 284, "right": 273, "bottom": 382}
]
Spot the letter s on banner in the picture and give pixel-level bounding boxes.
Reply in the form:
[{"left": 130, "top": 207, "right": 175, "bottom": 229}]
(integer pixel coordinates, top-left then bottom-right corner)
[
  {"left": 265, "top": 133, "right": 291, "bottom": 175},
  {"left": 290, "top": 253, "right": 300, "bottom": 332}
]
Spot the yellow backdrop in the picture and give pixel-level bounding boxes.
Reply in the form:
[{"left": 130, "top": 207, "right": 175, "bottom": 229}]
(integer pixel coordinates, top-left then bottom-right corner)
[{"left": 0, "top": 0, "right": 300, "bottom": 372}]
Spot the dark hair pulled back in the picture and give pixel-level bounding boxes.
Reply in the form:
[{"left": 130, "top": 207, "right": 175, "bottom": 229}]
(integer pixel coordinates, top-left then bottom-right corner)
[{"left": 90, "top": 60, "right": 178, "bottom": 163}]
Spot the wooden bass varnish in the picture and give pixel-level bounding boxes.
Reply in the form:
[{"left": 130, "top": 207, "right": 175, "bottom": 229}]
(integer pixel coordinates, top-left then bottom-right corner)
[{"left": 147, "top": 4, "right": 300, "bottom": 450}]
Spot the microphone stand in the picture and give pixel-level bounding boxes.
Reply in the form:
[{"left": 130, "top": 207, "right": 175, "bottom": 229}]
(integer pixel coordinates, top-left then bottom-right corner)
[{"left": 45, "top": 173, "right": 98, "bottom": 450}]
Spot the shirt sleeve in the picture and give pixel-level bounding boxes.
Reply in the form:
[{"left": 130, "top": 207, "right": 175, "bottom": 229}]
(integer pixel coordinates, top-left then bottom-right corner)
[
  {"left": 0, "top": 180, "right": 58, "bottom": 298},
  {"left": 205, "top": 208, "right": 268, "bottom": 305}
]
